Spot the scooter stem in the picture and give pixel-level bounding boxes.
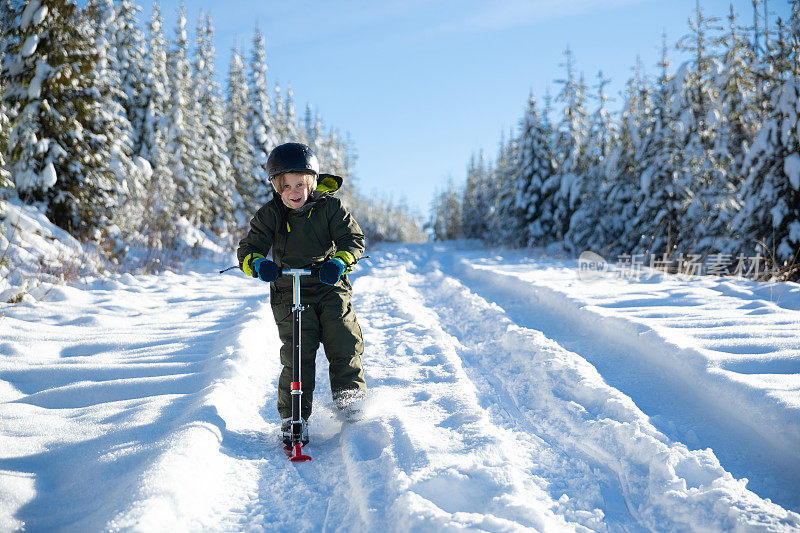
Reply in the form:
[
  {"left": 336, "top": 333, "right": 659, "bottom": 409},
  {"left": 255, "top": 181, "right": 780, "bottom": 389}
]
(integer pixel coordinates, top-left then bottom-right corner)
[
  {"left": 283, "top": 268, "right": 311, "bottom": 311},
  {"left": 282, "top": 268, "right": 312, "bottom": 462}
]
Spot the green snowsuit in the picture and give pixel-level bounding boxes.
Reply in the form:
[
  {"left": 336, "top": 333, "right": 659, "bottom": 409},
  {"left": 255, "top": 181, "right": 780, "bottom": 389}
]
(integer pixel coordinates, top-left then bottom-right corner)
[{"left": 237, "top": 175, "right": 366, "bottom": 420}]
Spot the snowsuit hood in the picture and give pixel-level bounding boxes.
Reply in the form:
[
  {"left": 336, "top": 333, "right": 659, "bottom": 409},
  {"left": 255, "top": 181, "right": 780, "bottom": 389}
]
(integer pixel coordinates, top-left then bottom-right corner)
[{"left": 315, "top": 173, "right": 343, "bottom": 195}]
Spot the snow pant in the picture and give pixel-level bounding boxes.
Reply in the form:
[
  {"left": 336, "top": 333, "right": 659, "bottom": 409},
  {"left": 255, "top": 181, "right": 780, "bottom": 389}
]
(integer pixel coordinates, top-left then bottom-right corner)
[{"left": 271, "top": 288, "right": 366, "bottom": 420}]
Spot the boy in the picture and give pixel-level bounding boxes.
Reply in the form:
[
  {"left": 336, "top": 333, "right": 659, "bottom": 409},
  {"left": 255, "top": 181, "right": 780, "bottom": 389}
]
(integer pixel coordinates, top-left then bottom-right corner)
[{"left": 237, "top": 142, "right": 367, "bottom": 446}]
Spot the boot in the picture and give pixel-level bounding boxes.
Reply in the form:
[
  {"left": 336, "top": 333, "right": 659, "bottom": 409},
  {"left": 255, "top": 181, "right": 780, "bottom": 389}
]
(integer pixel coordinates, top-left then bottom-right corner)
[{"left": 333, "top": 389, "right": 366, "bottom": 421}]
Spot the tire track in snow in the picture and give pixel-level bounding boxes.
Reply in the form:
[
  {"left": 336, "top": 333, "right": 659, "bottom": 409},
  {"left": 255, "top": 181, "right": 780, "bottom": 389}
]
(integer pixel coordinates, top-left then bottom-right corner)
[
  {"left": 433, "top": 248, "right": 800, "bottom": 512},
  {"left": 187, "top": 278, "right": 363, "bottom": 531},
  {"left": 337, "top": 252, "right": 612, "bottom": 531},
  {"left": 399, "top": 244, "right": 799, "bottom": 531},
  {"left": 219, "top": 255, "right": 592, "bottom": 531}
]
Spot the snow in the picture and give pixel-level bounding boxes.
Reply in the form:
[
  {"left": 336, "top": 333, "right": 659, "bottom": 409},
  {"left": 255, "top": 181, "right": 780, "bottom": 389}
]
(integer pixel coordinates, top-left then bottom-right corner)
[
  {"left": 785, "top": 153, "right": 800, "bottom": 191},
  {"left": 20, "top": 35, "right": 39, "bottom": 58},
  {"left": 0, "top": 199, "right": 90, "bottom": 305},
  {"left": 31, "top": 6, "right": 48, "bottom": 27},
  {"left": 19, "top": 0, "right": 41, "bottom": 30},
  {"left": 39, "top": 162, "right": 56, "bottom": 189},
  {"left": 133, "top": 156, "right": 153, "bottom": 182},
  {"left": 27, "top": 59, "right": 51, "bottom": 100},
  {"left": 1, "top": 241, "right": 799, "bottom": 530},
  {"left": 790, "top": 221, "right": 800, "bottom": 244},
  {"left": 639, "top": 167, "right": 652, "bottom": 194}
]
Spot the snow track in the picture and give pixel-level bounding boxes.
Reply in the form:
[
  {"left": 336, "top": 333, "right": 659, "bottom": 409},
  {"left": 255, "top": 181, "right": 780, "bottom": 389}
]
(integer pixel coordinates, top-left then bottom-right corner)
[
  {"left": 1, "top": 245, "right": 799, "bottom": 531},
  {"left": 403, "top": 245, "right": 797, "bottom": 531},
  {"left": 426, "top": 246, "right": 800, "bottom": 510}
]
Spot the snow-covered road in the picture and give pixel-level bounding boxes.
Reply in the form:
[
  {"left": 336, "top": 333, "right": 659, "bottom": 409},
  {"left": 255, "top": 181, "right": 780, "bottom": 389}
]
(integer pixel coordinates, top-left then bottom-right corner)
[{"left": 1, "top": 243, "right": 799, "bottom": 531}]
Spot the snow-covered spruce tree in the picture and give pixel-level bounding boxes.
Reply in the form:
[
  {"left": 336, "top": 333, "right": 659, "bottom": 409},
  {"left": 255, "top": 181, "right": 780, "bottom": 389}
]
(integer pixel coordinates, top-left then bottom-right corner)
[
  {"left": 248, "top": 26, "right": 276, "bottom": 192},
  {"left": 750, "top": 0, "right": 766, "bottom": 58},
  {"left": 718, "top": 4, "right": 760, "bottom": 172},
  {"left": 334, "top": 131, "right": 362, "bottom": 208},
  {"left": 396, "top": 201, "right": 428, "bottom": 242},
  {"left": 270, "top": 80, "right": 294, "bottom": 144},
  {"left": 461, "top": 152, "right": 493, "bottom": 240},
  {"left": 481, "top": 156, "right": 500, "bottom": 241},
  {"left": 790, "top": 0, "right": 800, "bottom": 67},
  {"left": 283, "top": 83, "right": 301, "bottom": 141},
  {"left": 320, "top": 128, "right": 351, "bottom": 177},
  {"left": 302, "top": 106, "right": 348, "bottom": 189},
  {"left": 85, "top": 0, "right": 143, "bottom": 241},
  {"left": 514, "top": 92, "right": 558, "bottom": 248},
  {"left": 631, "top": 38, "right": 690, "bottom": 256},
  {"left": 108, "top": 0, "right": 147, "bottom": 160},
  {"left": 589, "top": 71, "right": 615, "bottom": 160},
  {"left": 430, "top": 178, "right": 463, "bottom": 241},
  {"left": 565, "top": 70, "right": 616, "bottom": 254},
  {"left": 320, "top": 126, "right": 343, "bottom": 174},
  {"left": 748, "top": 0, "right": 780, "bottom": 129},
  {"left": 129, "top": 1, "right": 176, "bottom": 250},
  {"left": 552, "top": 47, "right": 590, "bottom": 242},
  {"left": 302, "top": 104, "right": 320, "bottom": 152},
  {"left": 2, "top": 0, "right": 68, "bottom": 201},
  {"left": 699, "top": 5, "right": 761, "bottom": 254},
  {"left": 761, "top": 13, "right": 793, "bottom": 84},
  {"left": 297, "top": 110, "right": 357, "bottom": 203},
  {"left": 2, "top": 0, "right": 123, "bottom": 236},
  {"left": 193, "top": 14, "right": 235, "bottom": 233},
  {"left": 0, "top": 90, "right": 10, "bottom": 193},
  {"left": 732, "top": 18, "right": 800, "bottom": 270},
  {"left": 676, "top": 1, "right": 726, "bottom": 252},
  {"left": 0, "top": 6, "right": 11, "bottom": 193},
  {"left": 139, "top": 3, "right": 170, "bottom": 166},
  {"left": 307, "top": 124, "right": 358, "bottom": 207},
  {"left": 165, "top": 6, "right": 206, "bottom": 225},
  {"left": 356, "top": 193, "right": 427, "bottom": 243},
  {"left": 603, "top": 57, "right": 655, "bottom": 257},
  {"left": 139, "top": 128, "right": 176, "bottom": 250},
  {"left": 301, "top": 105, "right": 356, "bottom": 197},
  {"left": 460, "top": 154, "right": 479, "bottom": 239},
  {"left": 227, "top": 46, "right": 258, "bottom": 226},
  {"left": 0, "top": 0, "right": 12, "bottom": 47},
  {"left": 488, "top": 130, "right": 520, "bottom": 246}
]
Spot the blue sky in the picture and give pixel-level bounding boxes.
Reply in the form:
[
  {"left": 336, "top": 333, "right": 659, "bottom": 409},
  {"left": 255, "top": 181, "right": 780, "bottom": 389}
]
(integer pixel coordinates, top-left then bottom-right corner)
[{"left": 147, "top": 0, "right": 791, "bottom": 217}]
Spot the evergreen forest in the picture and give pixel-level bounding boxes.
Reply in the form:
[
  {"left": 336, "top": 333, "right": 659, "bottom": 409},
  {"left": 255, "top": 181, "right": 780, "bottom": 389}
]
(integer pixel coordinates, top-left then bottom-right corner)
[
  {"left": 0, "top": 0, "right": 426, "bottom": 272},
  {"left": 431, "top": 1, "right": 799, "bottom": 280}
]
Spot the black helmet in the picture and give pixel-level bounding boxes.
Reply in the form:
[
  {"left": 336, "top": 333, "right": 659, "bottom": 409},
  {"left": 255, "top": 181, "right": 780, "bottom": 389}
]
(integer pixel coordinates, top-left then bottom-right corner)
[{"left": 266, "top": 143, "right": 319, "bottom": 179}]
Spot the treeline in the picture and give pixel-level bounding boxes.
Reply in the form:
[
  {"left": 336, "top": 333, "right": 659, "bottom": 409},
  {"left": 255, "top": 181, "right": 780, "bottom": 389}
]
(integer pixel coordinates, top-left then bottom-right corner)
[
  {"left": 0, "top": 0, "right": 425, "bottom": 256},
  {"left": 431, "top": 1, "right": 799, "bottom": 278}
]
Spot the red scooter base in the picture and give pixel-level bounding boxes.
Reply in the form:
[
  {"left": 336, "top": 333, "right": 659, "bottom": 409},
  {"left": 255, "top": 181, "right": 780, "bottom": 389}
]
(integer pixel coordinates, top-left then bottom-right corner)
[{"left": 285, "top": 442, "right": 312, "bottom": 462}]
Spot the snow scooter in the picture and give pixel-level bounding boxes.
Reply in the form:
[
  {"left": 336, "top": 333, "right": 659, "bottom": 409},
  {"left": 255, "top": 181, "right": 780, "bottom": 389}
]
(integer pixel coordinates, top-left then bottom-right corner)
[
  {"left": 221, "top": 257, "right": 366, "bottom": 461},
  {"left": 282, "top": 268, "right": 313, "bottom": 463}
]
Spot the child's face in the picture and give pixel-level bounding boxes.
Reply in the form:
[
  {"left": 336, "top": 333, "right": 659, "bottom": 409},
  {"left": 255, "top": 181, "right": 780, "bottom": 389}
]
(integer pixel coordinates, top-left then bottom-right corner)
[{"left": 279, "top": 172, "right": 312, "bottom": 209}]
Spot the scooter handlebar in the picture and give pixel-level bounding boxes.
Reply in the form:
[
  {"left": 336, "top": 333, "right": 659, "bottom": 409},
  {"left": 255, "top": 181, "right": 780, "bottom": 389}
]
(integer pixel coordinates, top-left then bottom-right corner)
[{"left": 280, "top": 267, "right": 320, "bottom": 277}]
